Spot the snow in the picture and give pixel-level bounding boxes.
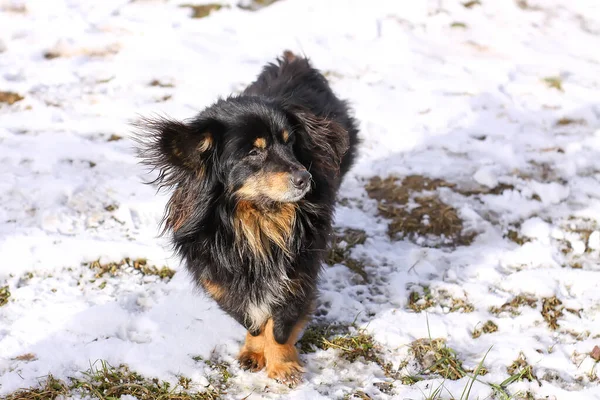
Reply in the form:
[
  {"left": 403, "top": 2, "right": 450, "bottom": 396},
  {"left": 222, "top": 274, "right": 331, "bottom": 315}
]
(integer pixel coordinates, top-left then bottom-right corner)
[
  {"left": 473, "top": 167, "right": 498, "bottom": 189},
  {"left": 1, "top": 0, "right": 600, "bottom": 398}
]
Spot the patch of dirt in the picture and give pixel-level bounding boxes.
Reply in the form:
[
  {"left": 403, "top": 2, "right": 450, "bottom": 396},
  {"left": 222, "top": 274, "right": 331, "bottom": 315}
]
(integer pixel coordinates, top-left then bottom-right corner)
[{"left": 366, "top": 175, "right": 476, "bottom": 246}]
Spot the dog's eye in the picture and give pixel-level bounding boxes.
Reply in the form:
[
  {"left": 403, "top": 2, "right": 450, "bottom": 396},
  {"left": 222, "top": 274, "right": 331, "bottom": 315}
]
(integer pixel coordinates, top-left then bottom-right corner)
[{"left": 248, "top": 148, "right": 262, "bottom": 157}]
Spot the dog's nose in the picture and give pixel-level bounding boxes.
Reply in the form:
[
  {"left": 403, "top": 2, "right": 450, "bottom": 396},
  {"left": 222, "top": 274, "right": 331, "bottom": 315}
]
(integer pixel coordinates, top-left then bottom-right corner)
[{"left": 290, "top": 169, "right": 311, "bottom": 190}]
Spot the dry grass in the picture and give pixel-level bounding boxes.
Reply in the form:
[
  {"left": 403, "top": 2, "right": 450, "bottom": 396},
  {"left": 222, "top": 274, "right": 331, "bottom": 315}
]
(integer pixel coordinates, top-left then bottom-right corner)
[
  {"left": 507, "top": 353, "right": 535, "bottom": 382},
  {"left": 327, "top": 228, "right": 368, "bottom": 281},
  {"left": 104, "top": 204, "right": 118, "bottom": 212},
  {"left": 489, "top": 294, "right": 537, "bottom": 316},
  {"left": 299, "top": 325, "right": 380, "bottom": 363},
  {"left": 556, "top": 117, "right": 586, "bottom": 126},
  {"left": 4, "top": 375, "right": 70, "bottom": 400},
  {"left": 298, "top": 325, "right": 394, "bottom": 377},
  {"left": 180, "top": 0, "right": 279, "bottom": 16},
  {"left": 84, "top": 258, "right": 175, "bottom": 280},
  {"left": 298, "top": 323, "right": 342, "bottom": 354},
  {"left": 13, "top": 353, "right": 37, "bottom": 362},
  {"left": 450, "top": 22, "right": 468, "bottom": 28},
  {"left": 366, "top": 175, "right": 475, "bottom": 246},
  {"left": 43, "top": 44, "right": 120, "bottom": 60},
  {"left": 0, "top": 285, "right": 10, "bottom": 307},
  {"left": 150, "top": 79, "right": 175, "bottom": 88},
  {"left": 366, "top": 175, "right": 455, "bottom": 204},
  {"left": 344, "top": 391, "right": 372, "bottom": 400},
  {"left": 408, "top": 286, "right": 436, "bottom": 312},
  {"left": 505, "top": 228, "right": 530, "bottom": 245},
  {"left": 462, "top": 0, "right": 481, "bottom": 8},
  {"left": 541, "top": 296, "right": 564, "bottom": 330},
  {"left": 410, "top": 338, "right": 486, "bottom": 380},
  {"left": 373, "top": 381, "right": 394, "bottom": 395},
  {"left": 0, "top": 91, "right": 24, "bottom": 105},
  {"left": 457, "top": 182, "right": 516, "bottom": 197},
  {"left": 472, "top": 321, "right": 499, "bottom": 339},
  {"left": 516, "top": 0, "right": 543, "bottom": 11},
  {"left": 542, "top": 76, "right": 564, "bottom": 91},
  {"left": 179, "top": 3, "right": 225, "bottom": 19},
  {"left": 407, "top": 286, "right": 474, "bottom": 313},
  {"left": 324, "top": 332, "right": 381, "bottom": 364},
  {"left": 107, "top": 134, "right": 123, "bottom": 142},
  {"left": 387, "top": 196, "right": 468, "bottom": 243},
  {"left": 562, "top": 217, "right": 597, "bottom": 253},
  {"left": 4, "top": 362, "right": 222, "bottom": 400}
]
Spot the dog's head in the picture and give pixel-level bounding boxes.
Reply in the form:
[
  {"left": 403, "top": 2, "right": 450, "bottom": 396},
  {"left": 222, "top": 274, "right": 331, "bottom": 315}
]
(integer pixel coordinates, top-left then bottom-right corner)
[
  {"left": 136, "top": 98, "right": 348, "bottom": 207},
  {"left": 217, "top": 101, "right": 313, "bottom": 203}
]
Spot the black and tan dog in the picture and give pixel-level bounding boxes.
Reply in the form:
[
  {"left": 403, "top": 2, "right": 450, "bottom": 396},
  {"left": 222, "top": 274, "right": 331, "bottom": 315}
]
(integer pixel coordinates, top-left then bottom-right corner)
[{"left": 136, "top": 51, "right": 359, "bottom": 385}]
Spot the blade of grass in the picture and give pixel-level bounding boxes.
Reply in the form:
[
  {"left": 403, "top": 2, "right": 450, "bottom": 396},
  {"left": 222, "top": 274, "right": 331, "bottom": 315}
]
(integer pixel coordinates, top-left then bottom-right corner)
[{"left": 461, "top": 346, "right": 492, "bottom": 400}]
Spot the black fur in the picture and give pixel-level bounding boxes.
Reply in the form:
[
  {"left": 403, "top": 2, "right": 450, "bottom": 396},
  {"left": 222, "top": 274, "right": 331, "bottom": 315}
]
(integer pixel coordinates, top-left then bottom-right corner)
[{"left": 136, "top": 52, "right": 359, "bottom": 346}]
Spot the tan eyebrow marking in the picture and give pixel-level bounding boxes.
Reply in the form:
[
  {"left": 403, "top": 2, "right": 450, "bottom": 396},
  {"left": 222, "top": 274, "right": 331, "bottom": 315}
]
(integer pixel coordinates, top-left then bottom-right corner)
[
  {"left": 282, "top": 130, "right": 289, "bottom": 143},
  {"left": 254, "top": 137, "right": 266, "bottom": 149}
]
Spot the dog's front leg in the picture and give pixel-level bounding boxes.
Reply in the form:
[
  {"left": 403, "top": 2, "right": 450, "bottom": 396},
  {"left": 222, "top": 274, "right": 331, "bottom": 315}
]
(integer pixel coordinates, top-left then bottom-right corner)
[{"left": 263, "top": 300, "right": 313, "bottom": 386}]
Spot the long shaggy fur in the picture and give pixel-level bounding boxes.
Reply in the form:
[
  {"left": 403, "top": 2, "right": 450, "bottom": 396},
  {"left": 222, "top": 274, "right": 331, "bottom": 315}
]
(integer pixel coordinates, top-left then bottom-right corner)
[{"left": 135, "top": 51, "right": 359, "bottom": 382}]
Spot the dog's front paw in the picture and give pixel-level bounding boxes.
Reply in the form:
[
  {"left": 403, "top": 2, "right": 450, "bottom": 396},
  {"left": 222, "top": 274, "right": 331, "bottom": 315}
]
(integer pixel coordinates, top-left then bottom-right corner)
[
  {"left": 267, "top": 361, "right": 304, "bottom": 387},
  {"left": 238, "top": 351, "right": 266, "bottom": 372}
]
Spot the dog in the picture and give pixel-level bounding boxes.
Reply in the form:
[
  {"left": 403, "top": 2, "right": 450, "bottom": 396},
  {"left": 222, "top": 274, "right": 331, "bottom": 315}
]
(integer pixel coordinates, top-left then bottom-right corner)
[{"left": 136, "top": 51, "right": 359, "bottom": 385}]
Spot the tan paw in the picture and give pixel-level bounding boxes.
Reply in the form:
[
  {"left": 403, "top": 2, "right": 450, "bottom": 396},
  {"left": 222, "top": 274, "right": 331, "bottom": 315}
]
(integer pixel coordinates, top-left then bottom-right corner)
[
  {"left": 238, "top": 351, "right": 266, "bottom": 372},
  {"left": 267, "top": 361, "right": 304, "bottom": 387}
]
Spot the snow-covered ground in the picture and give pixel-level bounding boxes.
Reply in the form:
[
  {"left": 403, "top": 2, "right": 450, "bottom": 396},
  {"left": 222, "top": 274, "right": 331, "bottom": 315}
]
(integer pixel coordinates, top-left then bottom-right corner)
[{"left": 1, "top": 0, "right": 600, "bottom": 398}]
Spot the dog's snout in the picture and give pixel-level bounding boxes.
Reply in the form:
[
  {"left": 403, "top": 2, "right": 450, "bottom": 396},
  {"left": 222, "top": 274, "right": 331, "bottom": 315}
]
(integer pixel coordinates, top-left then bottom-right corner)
[{"left": 290, "top": 169, "right": 311, "bottom": 190}]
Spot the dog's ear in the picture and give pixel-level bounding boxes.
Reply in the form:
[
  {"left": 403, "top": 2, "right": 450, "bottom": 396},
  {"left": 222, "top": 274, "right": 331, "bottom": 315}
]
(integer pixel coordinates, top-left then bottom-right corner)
[
  {"left": 134, "top": 116, "right": 220, "bottom": 188},
  {"left": 285, "top": 107, "right": 349, "bottom": 174}
]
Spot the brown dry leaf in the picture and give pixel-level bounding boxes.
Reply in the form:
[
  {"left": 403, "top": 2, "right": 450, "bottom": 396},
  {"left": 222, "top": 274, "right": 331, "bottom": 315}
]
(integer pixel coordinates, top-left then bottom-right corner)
[{"left": 591, "top": 345, "right": 600, "bottom": 362}]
